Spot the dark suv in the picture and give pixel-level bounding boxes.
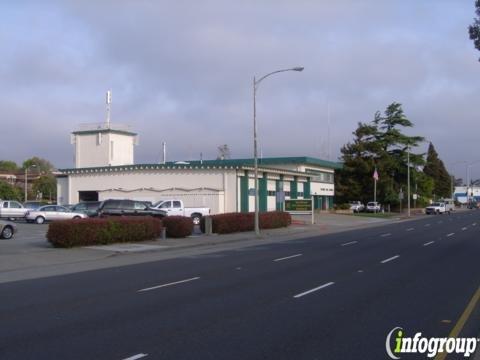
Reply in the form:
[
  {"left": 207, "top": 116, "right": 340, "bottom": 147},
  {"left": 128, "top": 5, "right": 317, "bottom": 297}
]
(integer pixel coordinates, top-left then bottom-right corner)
[
  {"left": 95, "top": 199, "right": 166, "bottom": 218},
  {"left": 71, "top": 201, "right": 101, "bottom": 217}
]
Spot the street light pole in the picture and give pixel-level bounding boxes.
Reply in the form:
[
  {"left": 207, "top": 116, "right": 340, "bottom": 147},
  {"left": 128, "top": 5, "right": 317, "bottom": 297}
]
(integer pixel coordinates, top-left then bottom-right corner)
[
  {"left": 253, "top": 67, "right": 304, "bottom": 236},
  {"left": 24, "top": 165, "right": 37, "bottom": 202}
]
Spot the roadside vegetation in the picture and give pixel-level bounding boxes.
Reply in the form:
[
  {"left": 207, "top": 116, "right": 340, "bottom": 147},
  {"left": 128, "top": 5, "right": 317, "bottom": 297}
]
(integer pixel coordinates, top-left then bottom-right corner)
[
  {"left": 335, "top": 102, "right": 452, "bottom": 211},
  {"left": 201, "top": 211, "right": 291, "bottom": 234}
]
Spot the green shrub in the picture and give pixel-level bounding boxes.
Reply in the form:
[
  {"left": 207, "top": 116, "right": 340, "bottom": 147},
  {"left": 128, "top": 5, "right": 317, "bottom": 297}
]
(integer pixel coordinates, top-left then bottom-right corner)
[
  {"left": 335, "top": 203, "right": 351, "bottom": 210},
  {"left": 162, "top": 216, "right": 193, "bottom": 238},
  {"left": 201, "top": 211, "right": 291, "bottom": 234},
  {"left": 47, "top": 216, "right": 163, "bottom": 248}
]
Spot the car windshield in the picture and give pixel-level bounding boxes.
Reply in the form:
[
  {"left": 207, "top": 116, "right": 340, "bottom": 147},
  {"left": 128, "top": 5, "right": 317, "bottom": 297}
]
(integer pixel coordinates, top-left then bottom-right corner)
[{"left": 431, "top": 202, "right": 443, "bottom": 206}]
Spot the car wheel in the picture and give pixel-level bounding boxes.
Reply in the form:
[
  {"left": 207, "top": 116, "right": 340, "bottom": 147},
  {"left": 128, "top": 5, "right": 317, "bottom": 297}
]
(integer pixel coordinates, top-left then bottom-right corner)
[
  {"left": 35, "top": 216, "right": 45, "bottom": 224},
  {"left": 191, "top": 214, "right": 201, "bottom": 225},
  {"left": 73, "top": 216, "right": 81, "bottom": 220},
  {"left": 1, "top": 226, "right": 13, "bottom": 239}
]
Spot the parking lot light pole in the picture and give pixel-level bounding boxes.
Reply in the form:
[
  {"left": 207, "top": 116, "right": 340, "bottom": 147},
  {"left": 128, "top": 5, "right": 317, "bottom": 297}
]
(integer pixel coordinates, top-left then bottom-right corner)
[{"left": 253, "top": 67, "right": 304, "bottom": 236}]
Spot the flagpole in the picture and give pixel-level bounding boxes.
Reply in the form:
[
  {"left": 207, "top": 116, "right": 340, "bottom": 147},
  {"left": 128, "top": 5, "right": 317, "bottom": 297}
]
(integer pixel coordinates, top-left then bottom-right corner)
[{"left": 374, "top": 178, "right": 377, "bottom": 213}]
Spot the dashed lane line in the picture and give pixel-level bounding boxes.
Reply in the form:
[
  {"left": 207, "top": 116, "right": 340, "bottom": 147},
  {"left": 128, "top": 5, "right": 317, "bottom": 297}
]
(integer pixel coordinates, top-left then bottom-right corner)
[
  {"left": 406, "top": 228, "right": 415, "bottom": 232},
  {"left": 462, "top": 227, "right": 468, "bottom": 231},
  {"left": 380, "top": 233, "right": 392, "bottom": 237},
  {"left": 423, "top": 241, "right": 435, "bottom": 247},
  {"left": 138, "top": 277, "right": 200, "bottom": 293},
  {"left": 341, "top": 241, "right": 358, "bottom": 247},
  {"left": 293, "top": 282, "right": 335, "bottom": 299},
  {"left": 381, "top": 255, "right": 400, "bottom": 264},
  {"left": 273, "top": 254, "right": 303, "bottom": 262},
  {"left": 122, "top": 354, "right": 148, "bottom": 360},
  {"left": 446, "top": 233, "right": 455, "bottom": 237}
]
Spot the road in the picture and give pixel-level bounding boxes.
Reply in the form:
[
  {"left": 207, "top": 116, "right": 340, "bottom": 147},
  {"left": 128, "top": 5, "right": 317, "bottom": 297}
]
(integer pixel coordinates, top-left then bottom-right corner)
[{"left": 1, "top": 211, "right": 480, "bottom": 359}]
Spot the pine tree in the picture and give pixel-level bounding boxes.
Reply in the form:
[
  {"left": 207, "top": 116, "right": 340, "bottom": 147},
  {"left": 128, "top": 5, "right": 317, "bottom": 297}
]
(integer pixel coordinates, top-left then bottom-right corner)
[
  {"left": 469, "top": 0, "right": 480, "bottom": 61},
  {"left": 423, "top": 143, "right": 451, "bottom": 198}
]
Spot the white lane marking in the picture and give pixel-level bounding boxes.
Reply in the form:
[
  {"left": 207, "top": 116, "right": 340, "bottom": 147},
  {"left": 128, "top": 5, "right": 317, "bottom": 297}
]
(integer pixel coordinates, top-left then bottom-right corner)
[
  {"left": 138, "top": 277, "right": 200, "bottom": 293},
  {"left": 446, "top": 233, "right": 455, "bottom": 237},
  {"left": 406, "top": 228, "right": 415, "bottom": 232},
  {"left": 425, "top": 223, "right": 431, "bottom": 227},
  {"left": 341, "top": 241, "right": 358, "bottom": 247},
  {"left": 381, "top": 255, "right": 400, "bottom": 264},
  {"left": 462, "top": 227, "right": 468, "bottom": 231},
  {"left": 380, "top": 233, "right": 392, "bottom": 237},
  {"left": 423, "top": 241, "right": 435, "bottom": 247},
  {"left": 293, "top": 282, "right": 335, "bottom": 299},
  {"left": 122, "top": 354, "right": 148, "bottom": 360},
  {"left": 274, "top": 254, "right": 303, "bottom": 262}
]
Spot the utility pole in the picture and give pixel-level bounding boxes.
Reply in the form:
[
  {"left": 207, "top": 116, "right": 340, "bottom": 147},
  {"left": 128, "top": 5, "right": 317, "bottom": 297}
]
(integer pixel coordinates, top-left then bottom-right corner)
[{"left": 407, "top": 145, "right": 411, "bottom": 217}]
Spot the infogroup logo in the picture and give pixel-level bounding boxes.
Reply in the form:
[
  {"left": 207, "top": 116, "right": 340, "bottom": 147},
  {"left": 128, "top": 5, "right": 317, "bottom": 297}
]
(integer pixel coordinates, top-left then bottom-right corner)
[{"left": 385, "top": 327, "right": 479, "bottom": 359}]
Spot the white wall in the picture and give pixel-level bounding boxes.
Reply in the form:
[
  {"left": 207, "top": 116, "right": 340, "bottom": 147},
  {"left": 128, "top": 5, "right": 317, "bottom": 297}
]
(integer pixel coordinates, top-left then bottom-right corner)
[
  {"left": 74, "top": 131, "right": 135, "bottom": 168},
  {"left": 63, "top": 169, "right": 237, "bottom": 214}
]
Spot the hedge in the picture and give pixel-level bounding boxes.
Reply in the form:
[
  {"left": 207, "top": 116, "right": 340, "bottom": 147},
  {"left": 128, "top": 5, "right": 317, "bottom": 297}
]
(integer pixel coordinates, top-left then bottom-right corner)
[
  {"left": 47, "top": 217, "right": 163, "bottom": 248},
  {"left": 200, "top": 211, "right": 291, "bottom": 234},
  {"left": 162, "top": 216, "right": 193, "bottom": 238}
]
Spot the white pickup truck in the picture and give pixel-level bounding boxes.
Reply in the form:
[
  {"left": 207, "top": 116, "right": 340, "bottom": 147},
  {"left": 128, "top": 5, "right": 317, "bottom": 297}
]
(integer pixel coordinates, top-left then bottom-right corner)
[
  {"left": 152, "top": 200, "right": 210, "bottom": 225},
  {"left": 425, "top": 202, "right": 452, "bottom": 215},
  {"left": 0, "top": 200, "right": 29, "bottom": 220}
]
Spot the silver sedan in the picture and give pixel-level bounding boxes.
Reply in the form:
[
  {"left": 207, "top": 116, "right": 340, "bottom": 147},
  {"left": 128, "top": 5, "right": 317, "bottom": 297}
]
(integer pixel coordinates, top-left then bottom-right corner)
[
  {"left": 0, "top": 220, "right": 17, "bottom": 239},
  {"left": 26, "top": 205, "right": 87, "bottom": 224}
]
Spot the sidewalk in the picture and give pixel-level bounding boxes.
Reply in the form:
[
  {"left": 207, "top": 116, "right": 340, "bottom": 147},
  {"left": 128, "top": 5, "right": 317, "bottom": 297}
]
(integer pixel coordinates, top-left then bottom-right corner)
[{"left": 0, "top": 212, "right": 425, "bottom": 284}]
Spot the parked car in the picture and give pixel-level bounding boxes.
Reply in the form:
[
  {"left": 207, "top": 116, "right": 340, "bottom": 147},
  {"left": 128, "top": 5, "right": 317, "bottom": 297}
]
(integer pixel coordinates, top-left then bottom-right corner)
[
  {"left": 425, "top": 202, "right": 450, "bottom": 215},
  {"left": 152, "top": 199, "right": 210, "bottom": 225},
  {"left": 94, "top": 199, "right": 167, "bottom": 218},
  {"left": 26, "top": 205, "right": 88, "bottom": 224},
  {"left": 0, "top": 200, "right": 29, "bottom": 220},
  {"left": 23, "top": 201, "right": 50, "bottom": 211},
  {"left": 349, "top": 201, "right": 365, "bottom": 213},
  {"left": 0, "top": 220, "right": 17, "bottom": 239},
  {"left": 70, "top": 201, "right": 102, "bottom": 217},
  {"left": 366, "top": 201, "right": 382, "bottom": 212}
]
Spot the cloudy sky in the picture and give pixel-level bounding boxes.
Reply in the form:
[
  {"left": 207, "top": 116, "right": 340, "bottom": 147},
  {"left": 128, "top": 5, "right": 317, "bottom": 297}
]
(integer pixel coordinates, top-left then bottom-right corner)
[{"left": 1, "top": 0, "right": 479, "bottom": 179}]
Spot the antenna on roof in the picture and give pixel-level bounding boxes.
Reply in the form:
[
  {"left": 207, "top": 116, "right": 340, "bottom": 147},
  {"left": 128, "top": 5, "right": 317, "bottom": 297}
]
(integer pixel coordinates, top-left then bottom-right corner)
[{"left": 106, "top": 90, "right": 112, "bottom": 128}]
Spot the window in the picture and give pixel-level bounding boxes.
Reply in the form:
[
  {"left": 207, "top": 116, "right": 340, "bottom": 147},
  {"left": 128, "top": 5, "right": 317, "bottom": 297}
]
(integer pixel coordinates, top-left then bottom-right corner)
[
  {"left": 10, "top": 202, "right": 22, "bottom": 208},
  {"left": 43, "top": 206, "right": 56, "bottom": 212},
  {"left": 158, "top": 201, "right": 171, "bottom": 209},
  {"left": 298, "top": 192, "right": 304, "bottom": 197},
  {"left": 134, "top": 202, "right": 147, "bottom": 210},
  {"left": 3, "top": 202, "right": 8, "bottom": 208},
  {"left": 284, "top": 191, "right": 291, "bottom": 197},
  {"left": 173, "top": 201, "right": 182, "bottom": 208},
  {"left": 267, "top": 191, "right": 276, "bottom": 196}
]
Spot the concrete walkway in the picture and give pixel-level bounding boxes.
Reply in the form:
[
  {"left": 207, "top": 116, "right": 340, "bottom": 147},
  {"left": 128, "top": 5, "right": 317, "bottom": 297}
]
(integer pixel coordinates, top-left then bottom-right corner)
[{"left": 0, "top": 212, "right": 429, "bottom": 284}]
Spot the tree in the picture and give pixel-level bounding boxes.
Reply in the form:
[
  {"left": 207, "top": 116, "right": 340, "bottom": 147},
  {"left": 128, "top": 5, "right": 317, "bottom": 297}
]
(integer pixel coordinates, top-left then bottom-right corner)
[
  {"left": 22, "top": 157, "right": 55, "bottom": 173},
  {"left": 336, "top": 103, "right": 427, "bottom": 208},
  {"left": 0, "top": 181, "right": 22, "bottom": 201},
  {"left": 32, "top": 175, "right": 57, "bottom": 201},
  {"left": 216, "top": 144, "right": 231, "bottom": 160},
  {"left": 469, "top": 0, "right": 480, "bottom": 61},
  {"left": 0, "top": 160, "right": 18, "bottom": 172},
  {"left": 423, "top": 143, "right": 451, "bottom": 198}
]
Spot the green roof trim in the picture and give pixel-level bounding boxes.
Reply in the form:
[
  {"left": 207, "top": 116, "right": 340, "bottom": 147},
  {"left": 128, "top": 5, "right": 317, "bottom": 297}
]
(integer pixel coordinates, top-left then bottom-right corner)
[{"left": 59, "top": 156, "right": 342, "bottom": 174}]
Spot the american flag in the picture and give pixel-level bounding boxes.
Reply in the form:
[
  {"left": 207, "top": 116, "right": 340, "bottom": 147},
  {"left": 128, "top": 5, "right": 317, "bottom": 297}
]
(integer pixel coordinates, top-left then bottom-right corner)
[{"left": 373, "top": 168, "right": 379, "bottom": 181}]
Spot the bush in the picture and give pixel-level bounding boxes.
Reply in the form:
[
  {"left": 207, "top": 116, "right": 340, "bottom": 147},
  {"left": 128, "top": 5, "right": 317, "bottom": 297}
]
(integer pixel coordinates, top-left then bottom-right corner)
[
  {"left": 201, "top": 211, "right": 291, "bottom": 234},
  {"left": 335, "top": 203, "right": 351, "bottom": 210},
  {"left": 47, "top": 216, "right": 163, "bottom": 248},
  {"left": 162, "top": 216, "right": 193, "bottom": 238}
]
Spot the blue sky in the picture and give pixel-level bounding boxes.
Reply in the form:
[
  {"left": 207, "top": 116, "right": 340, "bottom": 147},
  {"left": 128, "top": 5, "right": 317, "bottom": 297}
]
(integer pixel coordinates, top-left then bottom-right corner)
[{"left": 1, "top": 1, "right": 479, "bottom": 180}]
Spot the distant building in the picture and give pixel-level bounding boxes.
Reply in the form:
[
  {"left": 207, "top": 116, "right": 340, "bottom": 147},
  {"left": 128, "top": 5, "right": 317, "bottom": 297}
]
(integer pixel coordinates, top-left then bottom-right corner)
[{"left": 454, "top": 186, "right": 480, "bottom": 203}]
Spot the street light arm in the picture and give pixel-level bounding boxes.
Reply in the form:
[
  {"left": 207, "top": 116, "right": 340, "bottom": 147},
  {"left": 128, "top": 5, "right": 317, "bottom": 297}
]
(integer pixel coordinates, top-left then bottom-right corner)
[{"left": 254, "top": 67, "right": 304, "bottom": 88}]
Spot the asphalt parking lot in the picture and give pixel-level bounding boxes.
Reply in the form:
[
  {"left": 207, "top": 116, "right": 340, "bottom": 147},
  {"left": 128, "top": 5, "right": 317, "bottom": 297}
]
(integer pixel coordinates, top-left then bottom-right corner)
[{"left": 0, "top": 221, "right": 50, "bottom": 255}]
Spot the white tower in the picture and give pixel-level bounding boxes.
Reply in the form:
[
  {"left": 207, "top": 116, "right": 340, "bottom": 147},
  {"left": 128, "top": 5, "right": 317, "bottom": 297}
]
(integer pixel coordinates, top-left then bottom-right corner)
[{"left": 71, "top": 91, "right": 138, "bottom": 168}]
